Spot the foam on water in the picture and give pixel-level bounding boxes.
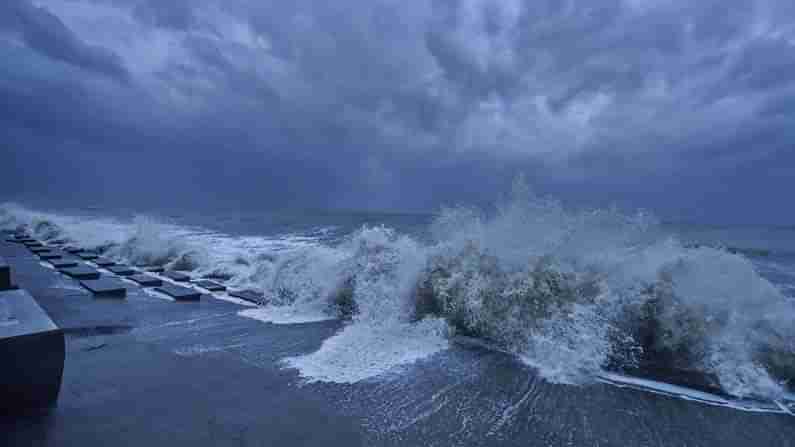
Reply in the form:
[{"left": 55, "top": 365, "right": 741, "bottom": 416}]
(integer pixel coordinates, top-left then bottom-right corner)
[
  {"left": 285, "top": 318, "right": 448, "bottom": 384},
  {"left": 4, "top": 189, "right": 795, "bottom": 398},
  {"left": 239, "top": 304, "right": 335, "bottom": 325}
]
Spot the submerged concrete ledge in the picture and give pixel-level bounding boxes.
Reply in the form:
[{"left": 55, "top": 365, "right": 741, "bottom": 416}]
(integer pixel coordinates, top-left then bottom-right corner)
[{"left": 0, "top": 289, "right": 65, "bottom": 414}]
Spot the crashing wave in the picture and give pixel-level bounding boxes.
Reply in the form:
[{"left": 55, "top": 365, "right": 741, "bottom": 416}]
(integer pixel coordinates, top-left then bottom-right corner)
[{"left": 3, "top": 188, "right": 794, "bottom": 399}]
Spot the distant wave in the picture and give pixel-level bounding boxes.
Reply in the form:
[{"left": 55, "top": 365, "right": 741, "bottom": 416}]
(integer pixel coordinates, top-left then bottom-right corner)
[{"left": 3, "top": 187, "right": 795, "bottom": 400}]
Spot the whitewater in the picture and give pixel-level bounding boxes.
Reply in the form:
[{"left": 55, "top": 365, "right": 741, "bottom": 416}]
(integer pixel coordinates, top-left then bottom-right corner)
[{"left": 2, "top": 186, "right": 794, "bottom": 401}]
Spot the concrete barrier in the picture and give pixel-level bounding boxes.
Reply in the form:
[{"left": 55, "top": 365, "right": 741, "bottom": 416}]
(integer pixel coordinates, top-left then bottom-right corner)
[
  {"left": 193, "top": 280, "right": 226, "bottom": 292},
  {"left": 0, "top": 289, "right": 65, "bottom": 414},
  {"left": 229, "top": 290, "right": 266, "bottom": 305},
  {"left": 129, "top": 274, "right": 163, "bottom": 287},
  {"left": 107, "top": 265, "right": 136, "bottom": 276},
  {"left": 162, "top": 271, "right": 190, "bottom": 282},
  {"left": 0, "top": 256, "right": 12, "bottom": 290},
  {"left": 39, "top": 252, "right": 63, "bottom": 261},
  {"left": 93, "top": 258, "right": 116, "bottom": 267},
  {"left": 155, "top": 284, "right": 201, "bottom": 301},
  {"left": 58, "top": 266, "right": 101, "bottom": 280},
  {"left": 80, "top": 279, "right": 127, "bottom": 298},
  {"left": 50, "top": 259, "right": 79, "bottom": 269}
]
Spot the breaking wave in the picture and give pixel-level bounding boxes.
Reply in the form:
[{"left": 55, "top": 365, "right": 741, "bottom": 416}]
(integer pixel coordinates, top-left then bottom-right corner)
[{"left": 3, "top": 185, "right": 794, "bottom": 399}]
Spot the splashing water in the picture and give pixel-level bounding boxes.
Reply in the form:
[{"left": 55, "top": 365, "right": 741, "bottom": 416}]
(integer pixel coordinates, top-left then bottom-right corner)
[{"left": 3, "top": 188, "right": 794, "bottom": 399}]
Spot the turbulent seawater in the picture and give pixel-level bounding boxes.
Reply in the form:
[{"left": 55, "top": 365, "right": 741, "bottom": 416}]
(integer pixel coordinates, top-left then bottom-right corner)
[{"left": 3, "top": 190, "right": 795, "bottom": 401}]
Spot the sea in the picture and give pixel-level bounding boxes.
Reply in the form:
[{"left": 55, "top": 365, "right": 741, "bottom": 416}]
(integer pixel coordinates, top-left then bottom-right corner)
[{"left": 3, "top": 190, "right": 795, "bottom": 440}]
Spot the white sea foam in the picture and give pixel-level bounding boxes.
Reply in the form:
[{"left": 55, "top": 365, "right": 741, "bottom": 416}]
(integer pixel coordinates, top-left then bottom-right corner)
[
  {"left": 239, "top": 303, "right": 335, "bottom": 325},
  {"left": 285, "top": 318, "right": 448, "bottom": 384}
]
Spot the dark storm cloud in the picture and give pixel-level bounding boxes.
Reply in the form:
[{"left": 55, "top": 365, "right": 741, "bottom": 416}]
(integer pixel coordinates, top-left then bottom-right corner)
[
  {"left": 2, "top": 0, "right": 795, "bottom": 221},
  {"left": 0, "top": 0, "right": 129, "bottom": 82}
]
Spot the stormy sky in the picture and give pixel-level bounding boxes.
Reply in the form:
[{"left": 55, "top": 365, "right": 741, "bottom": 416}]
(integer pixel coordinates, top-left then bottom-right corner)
[{"left": 1, "top": 0, "right": 794, "bottom": 223}]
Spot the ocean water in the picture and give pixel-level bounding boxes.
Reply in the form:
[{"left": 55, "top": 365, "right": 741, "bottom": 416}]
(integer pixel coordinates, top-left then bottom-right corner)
[{"left": 2, "top": 190, "right": 794, "bottom": 403}]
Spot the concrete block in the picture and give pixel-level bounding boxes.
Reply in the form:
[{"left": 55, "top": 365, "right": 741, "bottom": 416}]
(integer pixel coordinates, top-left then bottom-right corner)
[
  {"left": 145, "top": 266, "right": 165, "bottom": 273},
  {"left": 39, "top": 252, "right": 63, "bottom": 261},
  {"left": 30, "top": 246, "right": 53, "bottom": 254},
  {"left": 0, "top": 289, "right": 65, "bottom": 414},
  {"left": 80, "top": 279, "right": 127, "bottom": 298},
  {"left": 23, "top": 241, "right": 43, "bottom": 248},
  {"left": 229, "top": 290, "right": 266, "bottom": 305},
  {"left": 0, "top": 256, "right": 11, "bottom": 290},
  {"left": 58, "top": 266, "right": 101, "bottom": 280},
  {"left": 77, "top": 252, "right": 99, "bottom": 260},
  {"left": 7, "top": 238, "right": 35, "bottom": 244},
  {"left": 163, "top": 271, "right": 190, "bottom": 282},
  {"left": 107, "top": 265, "right": 136, "bottom": 276},
  {"left": 193, "top": 280, "right": 226, "bottom": 292},
  {"left": 155, "top": 284, "right": 201, "bottom": 301},
  {"left": 93, "top": 258, "right": 116, "bottom": 267},
  {"left": 128, "top": 274, "right": 163, "bottom": 287},
  {"left": 50, "top": 259, "right": 79, "bottom": 269},
  {"left": 64, "top": 247, "right": 84, "bottom": 254}
]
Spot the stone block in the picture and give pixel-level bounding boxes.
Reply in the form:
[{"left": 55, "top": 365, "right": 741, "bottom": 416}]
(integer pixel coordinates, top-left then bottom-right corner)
[
  {"left": 162, "top": 271, "right": 190, "bottom": 282},
  {"left": 128, "top": 274, "right": 163, "bottom": 287},
  {"left": 80, "top": 278, "right": 128, "bottom": 298},
  {"left": 93, "top": 258, "right": 116, "bottom": 267},
  {"left": 0, "top": 289, "right": 65, "bottom": 414},
  {"left": 155, "top": 284, "right": 201, "bottom": 301},
  {"left": 193, "top": 280, "right": 226, "bottom": 292},
  {"left": 39, "top": 252, "right": 63, "bottom": 261},
  {"left": 58, "top": 266, "right": 101, "bottom": 280},
  {"left": 50, "top": 259, "right": 79, "bottom": 269},
  {"left": 229, "top": 290, "right": 266, "bottom": 305},
  {"left": 107, "top": 265, "right": 136, "bottom": 276},
  {"left": 7, "top": 238, "right": 35, "bottom": 244}
]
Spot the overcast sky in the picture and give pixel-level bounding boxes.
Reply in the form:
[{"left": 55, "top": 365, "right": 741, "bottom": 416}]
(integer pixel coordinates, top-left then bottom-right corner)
[{"left": 1, "top": 0, "right": 794, "bottom": 223}]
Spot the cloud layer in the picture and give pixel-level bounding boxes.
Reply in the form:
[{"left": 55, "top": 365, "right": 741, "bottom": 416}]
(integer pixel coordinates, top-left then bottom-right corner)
[{"left": 2, "top": 0, "right": 794, "bottom": 221}]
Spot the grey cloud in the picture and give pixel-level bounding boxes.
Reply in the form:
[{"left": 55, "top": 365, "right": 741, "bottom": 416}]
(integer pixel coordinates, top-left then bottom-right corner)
[
  {"left": 133, "top": 0, "right": 195, "bottom": 30},
  {"left": 0, "top": 0, "right": 129, "bottom": 82},
  {"left": 2, "top": 0, "right": 795, "bottom": 222}
]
